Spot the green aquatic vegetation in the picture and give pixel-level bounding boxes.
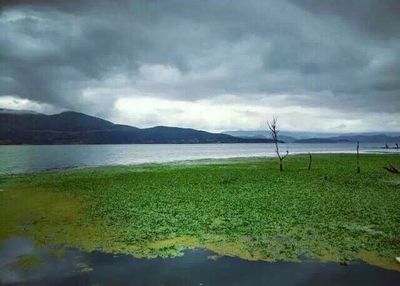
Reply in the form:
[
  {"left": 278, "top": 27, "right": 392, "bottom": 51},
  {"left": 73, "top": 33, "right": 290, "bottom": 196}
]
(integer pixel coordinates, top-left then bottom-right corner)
[
  {"left": 75, "top": 262, "right": 94, "bottom": 273},
  {"left": 7, "top": 254, "right": 42, "bottom": 270},
  {"left": 0, "top": 154, "right": 399, "bottom": 270}
]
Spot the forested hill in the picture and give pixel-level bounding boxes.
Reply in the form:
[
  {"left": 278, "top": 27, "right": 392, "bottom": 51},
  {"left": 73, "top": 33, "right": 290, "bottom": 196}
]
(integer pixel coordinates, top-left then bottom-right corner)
[{"left": 0, "top": 109, "right": 274, "bottom": 144}]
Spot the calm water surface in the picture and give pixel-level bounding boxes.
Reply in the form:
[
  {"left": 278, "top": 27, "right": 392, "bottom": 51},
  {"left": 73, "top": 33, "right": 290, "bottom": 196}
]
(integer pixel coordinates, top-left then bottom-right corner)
[
  {"left": 1, "top": 237, "right": 399, "bottom": 286},
  {"left": 0, "top": 143, "right": 395, "bottom": 174}
]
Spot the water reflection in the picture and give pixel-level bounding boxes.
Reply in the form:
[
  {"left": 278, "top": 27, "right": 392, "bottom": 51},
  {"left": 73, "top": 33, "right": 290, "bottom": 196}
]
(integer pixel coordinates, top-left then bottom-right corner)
[
  {"left": 1, "top": 237, "right": 399, "bottom": 286},
  {"left": 0, "top": 237, "right": 83, "bottom": 284}
]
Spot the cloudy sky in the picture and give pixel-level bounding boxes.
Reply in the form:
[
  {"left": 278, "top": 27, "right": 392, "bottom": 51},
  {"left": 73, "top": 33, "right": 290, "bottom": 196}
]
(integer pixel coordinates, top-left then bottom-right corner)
[{"left": 1, "top": 0, "right": 399, "bottom": 132}]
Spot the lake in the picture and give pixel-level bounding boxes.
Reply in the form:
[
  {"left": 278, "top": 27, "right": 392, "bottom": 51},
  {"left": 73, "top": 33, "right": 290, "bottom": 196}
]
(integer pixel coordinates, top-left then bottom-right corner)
[
  {"left": 0, "top": 143, "right": 395, "bottom": 174},
  {"left": 1, "top": 237, "right": 399, "bottom": 286}
]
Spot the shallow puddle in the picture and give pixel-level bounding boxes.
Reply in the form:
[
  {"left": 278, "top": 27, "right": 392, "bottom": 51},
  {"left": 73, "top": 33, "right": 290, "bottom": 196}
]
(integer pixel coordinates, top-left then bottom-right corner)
[{"left": 1, "top": 237, "right": 399, "bottom": 286}]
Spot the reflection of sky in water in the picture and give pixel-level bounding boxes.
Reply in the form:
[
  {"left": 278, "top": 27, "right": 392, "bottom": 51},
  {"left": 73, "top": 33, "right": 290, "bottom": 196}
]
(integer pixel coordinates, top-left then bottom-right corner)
[
  {"left": 0, "top": 143, "right": 397, "bottom": 174},
  {"left": 0, "top": 237, "right": 81, "bottom": 284},
  {"left": 1, "top": 237, "right": 400, "bottom": 286}
]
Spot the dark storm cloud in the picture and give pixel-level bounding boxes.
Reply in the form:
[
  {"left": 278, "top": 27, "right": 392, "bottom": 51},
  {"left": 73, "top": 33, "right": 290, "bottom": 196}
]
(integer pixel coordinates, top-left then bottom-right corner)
[
  {"left": 290, "top": 0, "right": 400, "bottom": 39},
  {"left": 0, "top": 0, "right": 399, "bottom": 120}
]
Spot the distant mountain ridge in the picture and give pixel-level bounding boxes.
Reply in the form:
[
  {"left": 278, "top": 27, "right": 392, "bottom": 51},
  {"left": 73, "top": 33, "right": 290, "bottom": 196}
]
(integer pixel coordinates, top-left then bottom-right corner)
[
  {"left": 0, "top": 110, "right": 274, "bottom": 144},
  {"left": 223, "top": 130, "right": 297, "bottom": 143},
  {"left": 223, "top": 130, "right": 400, "bottom": 144},
  {"left": 0, "top": 108, "right": 41, "bottom": 115}
]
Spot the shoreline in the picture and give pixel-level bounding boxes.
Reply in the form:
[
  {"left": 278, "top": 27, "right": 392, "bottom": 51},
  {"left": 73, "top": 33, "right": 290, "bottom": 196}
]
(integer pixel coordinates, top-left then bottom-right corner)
[{"left": 0, "top": 150, "right": 398, "bottom": 176}]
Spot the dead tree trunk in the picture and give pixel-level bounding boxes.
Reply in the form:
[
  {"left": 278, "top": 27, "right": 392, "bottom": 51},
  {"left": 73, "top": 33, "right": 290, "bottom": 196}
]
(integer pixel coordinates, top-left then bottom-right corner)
[
  {"left": 308, "top": 152, "right": 312, "bottom": 171},
  {"left": 356, "top": 141, "right": 360, "bottom": 174},
  {"left": 267, "top": 117, "right": 288, "bottom": 172},
  {"left": 383, "top": 164, "right": 400, "bottom": 175}
]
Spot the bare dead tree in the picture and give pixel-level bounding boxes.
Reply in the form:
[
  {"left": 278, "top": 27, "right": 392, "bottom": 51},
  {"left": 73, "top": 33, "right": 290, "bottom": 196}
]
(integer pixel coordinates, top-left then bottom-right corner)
[
  {"left": 383, "top": 164, "right": 400, "bottom": 175},
  {"left": 356, "top": 141, "right": 360, "bottom": 174},
  {"left": 308, "top": 152, "right": 312, "bottom": 171},
  {"left": 267, "top": 117, "right": 288, "bottom": 172}
]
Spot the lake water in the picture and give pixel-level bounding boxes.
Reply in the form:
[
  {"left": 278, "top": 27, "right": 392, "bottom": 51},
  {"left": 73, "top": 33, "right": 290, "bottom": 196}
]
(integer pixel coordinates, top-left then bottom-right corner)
[
  {"left": 0, "top": 143, "right": 396, "bottom": 174},
  {"left": 1, "top": 237, "right": 399, "bottom": 286}
]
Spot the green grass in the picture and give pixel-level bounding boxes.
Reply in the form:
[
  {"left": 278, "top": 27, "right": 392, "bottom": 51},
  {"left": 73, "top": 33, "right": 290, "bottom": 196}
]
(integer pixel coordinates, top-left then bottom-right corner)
[{"left": 0, "top": 154, "right": 399, "bottom": 270}]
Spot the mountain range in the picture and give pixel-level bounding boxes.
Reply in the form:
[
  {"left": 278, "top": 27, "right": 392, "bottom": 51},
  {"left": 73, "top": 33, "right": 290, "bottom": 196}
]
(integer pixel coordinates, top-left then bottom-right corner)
[
  {"left": 0, "top": 109, "right": 274, "bottom": 144},
  {"left": 223, "top": 130, "right": 400, "bottom": 144},
  {"left": 1, "top": 109, "right": 398, "bottom": 145}
]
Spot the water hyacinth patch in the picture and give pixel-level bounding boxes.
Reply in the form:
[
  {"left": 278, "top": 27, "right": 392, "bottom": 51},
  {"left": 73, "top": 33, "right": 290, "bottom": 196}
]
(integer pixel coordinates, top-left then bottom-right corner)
[{"left": 0, "top": 154, "right": 399, "bottom": 271}]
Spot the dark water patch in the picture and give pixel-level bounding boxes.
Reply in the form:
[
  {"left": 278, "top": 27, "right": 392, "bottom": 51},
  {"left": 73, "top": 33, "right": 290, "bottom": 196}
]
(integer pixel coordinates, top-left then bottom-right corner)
[{"left": 1, "top": 237, "right": 399, "bottom": 286}]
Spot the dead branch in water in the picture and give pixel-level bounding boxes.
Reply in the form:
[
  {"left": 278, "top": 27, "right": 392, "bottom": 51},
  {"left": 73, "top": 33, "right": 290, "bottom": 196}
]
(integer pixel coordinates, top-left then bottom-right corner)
[{"left": 383, "top": 164, "right": 400, "bottom": 175}]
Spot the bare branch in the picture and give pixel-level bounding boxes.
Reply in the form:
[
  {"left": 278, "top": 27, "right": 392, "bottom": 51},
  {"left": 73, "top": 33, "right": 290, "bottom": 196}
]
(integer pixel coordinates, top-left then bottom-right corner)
[
  {"left": 267, "top": 116, "right": 288, "bottom": 171},
  {"left": 282, "top": 150, "right": 289, "bottom": 160},
  {"left": 383, "top": 163, "right": 400, "bottom": 175},
  {"left": 267, "top": 116, "right": 279, "bottom": 142},
  {"left": 356, "top": 141, "right": 360, "bottom": 174}
]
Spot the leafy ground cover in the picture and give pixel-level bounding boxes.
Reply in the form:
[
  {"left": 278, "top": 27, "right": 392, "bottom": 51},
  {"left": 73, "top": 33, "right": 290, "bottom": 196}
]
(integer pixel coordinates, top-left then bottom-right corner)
[{"left": 0, "top": 154, "right": 399, "bottom": 270}]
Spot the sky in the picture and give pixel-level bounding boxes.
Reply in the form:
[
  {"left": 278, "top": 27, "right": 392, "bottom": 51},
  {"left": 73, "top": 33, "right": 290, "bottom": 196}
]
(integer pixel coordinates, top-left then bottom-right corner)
[{"left": 0, "top": 0, "right": 399, "bottom": 132}]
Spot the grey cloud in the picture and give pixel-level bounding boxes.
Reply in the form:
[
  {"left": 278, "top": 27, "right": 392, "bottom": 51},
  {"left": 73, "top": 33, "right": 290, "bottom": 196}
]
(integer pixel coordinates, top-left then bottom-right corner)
[
  {"left": 0, "top": 0, "right": 399, "bottom": 123},
  {"left": 290, "top": 0, "right": 400, "bottom": 40}
]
